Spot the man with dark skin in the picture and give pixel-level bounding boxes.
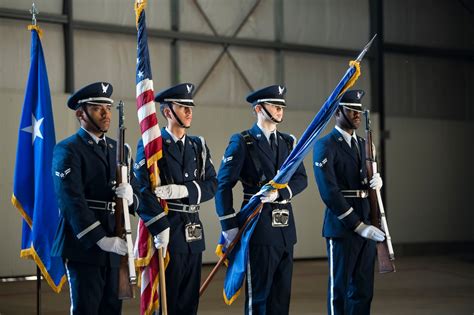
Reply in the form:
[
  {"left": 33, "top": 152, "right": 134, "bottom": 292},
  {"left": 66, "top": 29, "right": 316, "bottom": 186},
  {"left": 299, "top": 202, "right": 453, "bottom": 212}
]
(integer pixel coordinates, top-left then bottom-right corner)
[
  {"left": 313, "top": 89, "right": 384, "bottom": 315},
  {"left": 51, "top": 82, "right": 139, "bottom": 315}
]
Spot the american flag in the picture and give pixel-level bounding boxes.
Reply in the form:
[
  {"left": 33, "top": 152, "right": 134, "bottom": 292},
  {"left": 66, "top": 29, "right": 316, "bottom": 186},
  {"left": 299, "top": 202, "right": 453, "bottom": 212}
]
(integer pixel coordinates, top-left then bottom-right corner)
[{"left": 134, "top": 1, "right": 168, "bottom": 314}]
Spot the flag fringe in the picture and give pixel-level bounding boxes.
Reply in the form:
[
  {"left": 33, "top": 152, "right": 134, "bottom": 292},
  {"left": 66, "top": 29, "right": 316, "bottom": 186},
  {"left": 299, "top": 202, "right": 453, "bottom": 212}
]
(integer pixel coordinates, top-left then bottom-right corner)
[
  {"left": 223, "top": 287, "right": 243, "bottom": 305},
  {"left": 19, "top": 246, "right": 67, "bottom": 293},
  {"left": 11, "top": 195, "right": 33, "bottom": 229},
  {"left": 135, "top": 234, "right": 156, "bottom": 268},
  {"left": 144, "top": 273, "right": 160, "bottom": 315},
  {"left": 146, "top": 151, "right": 162, "bottom": 169},
  {"left": 215, "top": 244, "right": 229, "bottom": 267}
]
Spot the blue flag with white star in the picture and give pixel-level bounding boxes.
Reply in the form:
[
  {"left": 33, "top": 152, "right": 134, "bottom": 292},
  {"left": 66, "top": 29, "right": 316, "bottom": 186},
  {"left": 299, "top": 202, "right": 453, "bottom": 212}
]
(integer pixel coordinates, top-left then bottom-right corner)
[{"left": 11, "top": 26, "right": 66, "bottom": 293}]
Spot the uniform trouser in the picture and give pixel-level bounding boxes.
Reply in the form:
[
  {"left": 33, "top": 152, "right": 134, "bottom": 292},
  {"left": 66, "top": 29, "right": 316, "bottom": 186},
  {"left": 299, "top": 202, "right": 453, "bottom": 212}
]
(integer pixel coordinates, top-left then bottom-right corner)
[
  {"left": 326, "top": 235, "right": 376, "bottom": 315},
  {"left": 65, "top": 260, "right": 122, "bottom": 315},
  {"left": 159, "top": 252, "right": 202, "bottom": 315},
  {"left": 244, "top": 244, "right": 294, "bottom": 315}
]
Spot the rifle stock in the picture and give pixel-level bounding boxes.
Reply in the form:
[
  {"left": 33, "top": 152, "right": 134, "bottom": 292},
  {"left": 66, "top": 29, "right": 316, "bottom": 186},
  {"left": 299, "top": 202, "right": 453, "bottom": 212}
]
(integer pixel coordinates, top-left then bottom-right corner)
[
  {"left": 115, "top": 100, "right": 137, "bottom": 299},
  {"left": 364, "top": 110, "right": 395, "bottom": 274}
]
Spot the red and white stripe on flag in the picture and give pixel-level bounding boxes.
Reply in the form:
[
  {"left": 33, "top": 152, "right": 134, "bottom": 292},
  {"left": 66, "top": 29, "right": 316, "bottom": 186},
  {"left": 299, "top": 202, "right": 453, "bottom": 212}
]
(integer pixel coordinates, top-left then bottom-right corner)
[{"left": 134, "top": 1, "right": 169, "bottom": 314}]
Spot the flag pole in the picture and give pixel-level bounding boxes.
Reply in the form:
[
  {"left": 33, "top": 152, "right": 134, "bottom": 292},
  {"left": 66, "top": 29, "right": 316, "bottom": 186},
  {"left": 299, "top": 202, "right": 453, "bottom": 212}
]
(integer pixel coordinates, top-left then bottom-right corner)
[
  {"left": 199, "top": 204, "right": 263, "bottom": 296},
  {"left": 157, "top": 249, "right": 168, "bottom": 315},
  {"left": 30, "top": 4, "right": 42, "bottom": 315},
  {"left": 36, "top": 267, "right": 42, "bottom": 315},
  {"left": 210, "top": 36, "right": 376, "bottom": 304},
  {"left": 153, "top": 165, "right": 168, "bottom": 315}
]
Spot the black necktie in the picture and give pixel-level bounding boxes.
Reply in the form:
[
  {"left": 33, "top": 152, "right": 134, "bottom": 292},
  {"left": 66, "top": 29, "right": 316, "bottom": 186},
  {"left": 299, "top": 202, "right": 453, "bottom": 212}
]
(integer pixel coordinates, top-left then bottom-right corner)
[
  {"left": 176, "top": 140, "right": 184, "bottom": 158},
  {"left": 98, "top": 139, "right": 107, "bottom": 154},
  {"left": 270, "top": 133, "right": 277, "bottom": 159},
  {"left": 351, "top": 137, "right": 360, "bottom": 163}
]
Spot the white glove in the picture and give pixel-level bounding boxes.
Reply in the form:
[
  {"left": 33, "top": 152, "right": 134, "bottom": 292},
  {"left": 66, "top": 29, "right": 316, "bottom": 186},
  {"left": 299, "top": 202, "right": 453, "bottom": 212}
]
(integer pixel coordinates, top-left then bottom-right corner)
[
  {"left": 370, "top": 173, "right": 383, "bottom": 191},
  {"left": 222, "top": 228, "right": 239, "bottom": 248},
  {"left": 115, "top": 183, "right": 133, "bottom": 206},
  {"left": 153, "top": 228, "right": 170, "bottom": 258},
  {"left": 354, "top": 222, "right": 385, "bottom": 242},
  {"left": 154, "top": 184, "right": 189, "bottom": 200},
  {"left": 96, "top": 236, "right": 127, "bottom": 255},
  {"left": 260, "top": 189, "right": 279, "bottom": 203}
]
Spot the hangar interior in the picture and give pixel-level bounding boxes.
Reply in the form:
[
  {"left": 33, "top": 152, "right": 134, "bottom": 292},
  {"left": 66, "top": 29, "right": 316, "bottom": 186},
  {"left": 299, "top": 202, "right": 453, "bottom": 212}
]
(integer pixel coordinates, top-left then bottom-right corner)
[{"left": 0, "top": 0, "right": 472, "bottom": 314}]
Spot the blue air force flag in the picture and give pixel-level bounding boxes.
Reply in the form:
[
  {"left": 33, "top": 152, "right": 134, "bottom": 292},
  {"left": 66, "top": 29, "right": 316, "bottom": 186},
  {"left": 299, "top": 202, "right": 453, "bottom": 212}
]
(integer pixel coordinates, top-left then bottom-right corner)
[
  {"left": 11, "top": 26, "right": 66, "bottom": 293},
  {"left": 219, "top": 59, "right": 363, "bottom": 304}
]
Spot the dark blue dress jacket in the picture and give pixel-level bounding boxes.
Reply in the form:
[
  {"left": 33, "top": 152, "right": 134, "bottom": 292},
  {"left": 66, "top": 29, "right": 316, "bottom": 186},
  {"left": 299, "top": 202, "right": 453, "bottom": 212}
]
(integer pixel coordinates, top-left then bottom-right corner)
[
  {"left": 134, "top": 128, "right": 217, "bottom": 254},
  {"left": 313, "top": 128, "right": 371, "bottom": 238},
  {"left": 51, "top": 128, "right": 140, "bottom": 267},
  {"left": 216, "top": 123, "right": 308, "bottom": 247}
]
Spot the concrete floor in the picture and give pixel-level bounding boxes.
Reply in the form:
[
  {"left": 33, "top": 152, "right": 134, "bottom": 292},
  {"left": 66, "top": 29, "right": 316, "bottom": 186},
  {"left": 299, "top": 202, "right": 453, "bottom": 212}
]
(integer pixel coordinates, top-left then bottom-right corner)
[{"left": 0, "top": 255, "right": 473, "bottom": 314}]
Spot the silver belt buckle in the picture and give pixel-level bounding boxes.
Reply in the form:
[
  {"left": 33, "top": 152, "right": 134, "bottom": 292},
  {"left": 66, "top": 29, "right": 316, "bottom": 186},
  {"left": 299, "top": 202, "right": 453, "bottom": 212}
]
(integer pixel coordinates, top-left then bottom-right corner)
[
  {"left": 271, "top": 209, "right": 290, "bottom": 227},
  {"left": 106, "top": 202, "right": 116, "bottom": 212},
  {"left": 359, "top": 190, "right": 368, "bottom": 198},
  {"left": 189, "top": 205, "right": 199, "bottom": 212},
  {"left": 185, "top": 223, "right": 203, "bottom": 242}
]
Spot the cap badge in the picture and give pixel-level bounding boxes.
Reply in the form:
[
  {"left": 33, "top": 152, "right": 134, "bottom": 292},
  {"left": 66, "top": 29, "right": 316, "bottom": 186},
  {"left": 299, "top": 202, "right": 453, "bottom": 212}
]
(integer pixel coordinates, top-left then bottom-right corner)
[
  {"left": 356, "top": 91, "right": 362, "bottom": 99},
  {"left": 101, "top": 83, "right": 109, "bottom": 94},
  {"left": 278, "top": 86, "right": 284, "bottom": 95},
  {"left": 186, "top": 84, "right": 193, "bottom": 93}
]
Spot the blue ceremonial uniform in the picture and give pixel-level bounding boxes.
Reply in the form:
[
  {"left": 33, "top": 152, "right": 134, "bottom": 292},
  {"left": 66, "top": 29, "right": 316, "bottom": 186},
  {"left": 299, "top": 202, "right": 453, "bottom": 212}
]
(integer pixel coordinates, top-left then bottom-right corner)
[
  {"left": 216, "top": 122, "right": 307, "bottom": 314},
  {"left": 51, "top": 81, "right": 140, "bottom": 315},
  {"left": 313, "top": 127, "right": 376, "bottom": 315},
  {"left": 134, "top": 128, "right": 217, "bottom": 315},
  {"left": 51, "top": 128, "right": 140, "bottom": 315}
]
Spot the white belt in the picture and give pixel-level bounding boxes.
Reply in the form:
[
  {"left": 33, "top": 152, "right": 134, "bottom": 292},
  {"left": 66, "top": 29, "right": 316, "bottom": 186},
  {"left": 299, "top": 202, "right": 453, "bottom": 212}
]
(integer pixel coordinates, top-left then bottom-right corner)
[
  {"left": 86, "top": 199, "right": 115, "bottom": 212},
  {"left": 167, "top": 202, "right": 200, "bottom": 213},
  {"left": 341, "top": 190, "right": 369, "bottom": 198}
]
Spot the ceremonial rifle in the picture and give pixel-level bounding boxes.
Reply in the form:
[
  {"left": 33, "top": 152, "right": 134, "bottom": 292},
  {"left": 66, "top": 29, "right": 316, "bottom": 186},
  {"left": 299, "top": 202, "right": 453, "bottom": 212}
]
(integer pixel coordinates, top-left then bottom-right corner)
[
  {"left": 115, "top": 100, "right": 137, "bottom": 298},
  {"left": 364, "top": 110, "right": 396, "bottom": 273}
]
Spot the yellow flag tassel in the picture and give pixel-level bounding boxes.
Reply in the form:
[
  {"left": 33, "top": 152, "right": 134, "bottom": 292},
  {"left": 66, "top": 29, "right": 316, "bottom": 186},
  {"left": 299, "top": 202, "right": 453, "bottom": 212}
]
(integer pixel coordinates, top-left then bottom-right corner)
[
  {"left": 135, "top": 0, "right": 147, "bottom": 28},
  {"left": 27, "top": 25, "right": 43, "bottom": 38},
  {"left": 338, "top": 60, "right": 361, "bottom": 98}
]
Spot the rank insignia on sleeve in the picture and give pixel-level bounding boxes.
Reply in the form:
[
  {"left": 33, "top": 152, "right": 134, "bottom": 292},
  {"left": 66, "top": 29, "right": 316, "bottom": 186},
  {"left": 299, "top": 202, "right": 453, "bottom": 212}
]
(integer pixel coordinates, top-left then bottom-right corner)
[
  {"left": 134, "top": 159, "right": 146, "bottom": 170},
  {"left": 314, "top": 158, "right": 327, "bottom": 168},
  {"left": 55, "top": 168, "right": 71, "bottom": 179},
  {"left": 222, "top": 156, "right": 233, "bottom": 163}
]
